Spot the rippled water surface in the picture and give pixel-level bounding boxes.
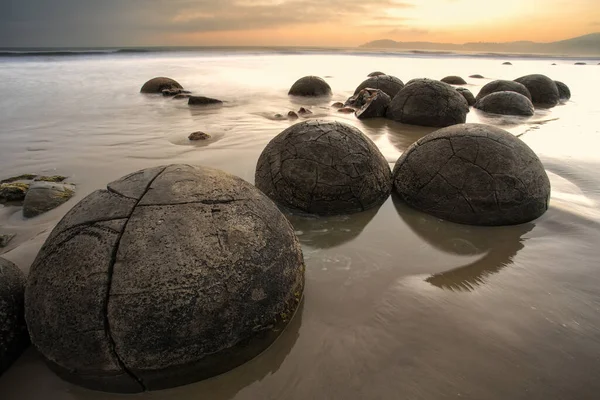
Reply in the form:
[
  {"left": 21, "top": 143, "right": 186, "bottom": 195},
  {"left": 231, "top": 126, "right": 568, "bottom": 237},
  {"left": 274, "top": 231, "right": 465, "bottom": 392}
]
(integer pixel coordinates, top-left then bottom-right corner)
[{"left": 1, "top": 51, "right": 600, "bottom": 400}]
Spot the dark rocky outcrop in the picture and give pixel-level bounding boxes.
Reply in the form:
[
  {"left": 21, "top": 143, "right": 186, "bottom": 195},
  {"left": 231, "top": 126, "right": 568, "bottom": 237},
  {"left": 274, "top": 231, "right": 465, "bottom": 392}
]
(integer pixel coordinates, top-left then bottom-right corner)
[
  {"left": 392, "top": 123, "right": 551, "bottom": 226},
  {"left": 188, "top": 132, "right": 211, "bottom": 141},
  {"left": 1, "top": 258, "right": 29, "bottom": 376},
  {"left": 354, "top": 75, "right": 404, "bottom": 98},
  {"left": 298, "top": 107, "right": 312, "bottom": 116},
  {"left": 441, "top": 76, "right": 467, "bottom": 85},
  {"left": 0, "top": 183, "right": 29, "bottom": 203},
  {"left": 140, "top": 77, "right": 183, "bottom": 94},
  {"left": 474, "top": 91, "right": 535, "bottom": 116},
  {"left": 288, "top": 76, "right": 332, "bottom": 97},
  {"left": 475, "top": 80, "right": 532, "bottom": 102},
  {"left": 386, "top": 79, "right": 469, "bottom": 128},
  {"left": 25, "top": 164, "right": 305, "bottom": 393},
  {"left": 514, "top": 74, "right": 560, "bottom": 107},
  {"left": 368, "top": 71, "right": 386, "bottom": 77},
  {"left": 288, "top": 111, "right": 299, "bottom": 120},
  {"left": 456, "top": 87, "right": 476, "bottom": 106},
  {"left": 255, "top": 120, "right": 392, "bottom": 215},
  {"left": 188, "top": 96, "right": 223, "bottom": 106},
  {"left": 355, "top": 90, "right": 391, "bottom": 119},
  {"left": 22, "top": 182, "right": 75, "bottom": 218},
  {"left": 502, "top": 62, "right": 513, "bottom": 65},
  {"left": 555, "top": 81, "right": 571, "bottom": 100}
]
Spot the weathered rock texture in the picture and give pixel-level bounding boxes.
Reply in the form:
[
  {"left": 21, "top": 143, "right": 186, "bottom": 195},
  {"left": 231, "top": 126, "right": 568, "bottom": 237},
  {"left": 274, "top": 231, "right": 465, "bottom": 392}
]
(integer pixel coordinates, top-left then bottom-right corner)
[
  {"left": 474, "top": 91, "right": 535, "bottom": 116},
  {"left": 393, "top": 123, "right": 551, "bottom": 226},
  {"left": 140, "top": 77, "right": 183, "bottom": 94},
  {"left": 354, "top": 75, "right": 404, "bottom": 98},
  {"left": 555, "top": 81, "right": 571, "bottom": 100},
  {"left": 1, "top": 258, "right": 29, "bottom": 376},
  {"left": 475, "top": 80, "right": 532, "bottom": 102},
  {"left": 23, "top": 182, "right": 75, "bottom": 218},
  {"left": 356, "top": 90, "right": 391, "bottom": 119},
  {"left": 255, "top": 121, "right": 391, "bottom": 215},
  {"left": 288, "top": 76, "right": 332, "bottom": 97},
  {"left": 0, "top": 183, "right": 29, "bottom": 203},
  {"left": 456, "top": 87, "right": 476, "bottom": 106},
  {"left": 25, "top": 164, "right": 305, "bottom": 393},
  {"left": 386, "top": 79, "right": 469, "bottom": 127},
  {"left": 514, "top": 74, "right": 560, "bottom": 108},
  {"left": 441, "top": 76, "right": 467, "bottom": 85}
]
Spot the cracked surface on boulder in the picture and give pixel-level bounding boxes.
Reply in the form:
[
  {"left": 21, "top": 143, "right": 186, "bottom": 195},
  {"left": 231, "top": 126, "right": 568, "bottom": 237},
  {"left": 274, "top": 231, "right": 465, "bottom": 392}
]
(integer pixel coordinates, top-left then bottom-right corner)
[
  {"left": 288, "top": 76, "right": 332, "bottom": 97},
  {"left": 25, "top": 164, "right": 305, "bottom": 393},
  {"left": 514, "top": 74, "right": 559, "bottom": 108},
  {"left": 393, "top": 124, "right": 551, "bottom": 226},
  {"left": 354, "top": 75, "right": 404, "bottom": 98},
  {"left": 475, "top": 80, "right": 532, "bottom": 102},
  {"left": 386, "top": 79, "right": 469, "bottom": 128},
  {"left": 356, "top": 89, "right": 391, "bottom": 119},
  {"left": 474, "top": 91, "right": 535, "bottom": 116},
  {"left": 255, "top": 120, "right": 392, "bottom": 215}
]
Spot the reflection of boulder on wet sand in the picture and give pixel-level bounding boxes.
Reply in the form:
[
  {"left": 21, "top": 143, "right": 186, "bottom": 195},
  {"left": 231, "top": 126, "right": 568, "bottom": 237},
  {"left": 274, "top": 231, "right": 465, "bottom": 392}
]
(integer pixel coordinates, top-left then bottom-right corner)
[
  {"left": 394, "top": 199, "right": 534, "bottom": 291},
  {"left": 286, "top": 207, "right": 380, "bottom": 249}
]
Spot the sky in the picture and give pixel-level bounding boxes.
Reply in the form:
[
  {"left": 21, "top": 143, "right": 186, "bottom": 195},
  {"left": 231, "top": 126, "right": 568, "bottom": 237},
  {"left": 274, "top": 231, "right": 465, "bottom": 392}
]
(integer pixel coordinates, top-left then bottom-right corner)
[{"left": 1, "top": 0, "right": 599, "bottom": 47}]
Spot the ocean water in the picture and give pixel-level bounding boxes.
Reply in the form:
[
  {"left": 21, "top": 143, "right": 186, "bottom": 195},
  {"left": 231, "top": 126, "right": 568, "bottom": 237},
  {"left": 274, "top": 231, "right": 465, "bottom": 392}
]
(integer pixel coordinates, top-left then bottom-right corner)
[{"left": 1, "top": 50, "right": 600, "bottom": 400}]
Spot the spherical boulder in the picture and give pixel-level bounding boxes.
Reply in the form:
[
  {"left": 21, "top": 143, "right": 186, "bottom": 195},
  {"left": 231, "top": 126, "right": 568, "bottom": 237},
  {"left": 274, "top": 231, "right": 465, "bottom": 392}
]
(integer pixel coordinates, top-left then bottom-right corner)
[
  {"left": 514, "top": 74, "right": 559, "bottom": 107},
  {"left": 474, "top": 91, "right": 535, "bottom": 116},
  {"left": 0, "top": 258, "right": 29, "bottom": 376},
  {"left": 475, "top": 80, "right": 532, "bottom": 102},
  {"left": 25, "top": 165, "right": 305, "bottom": 393},
  {"left": 368, "top": 71, "right": 386, "bottom": 77},
  {"left": 392, "top": 123, "right": 551, "bottom": 226},
  {"left": 441, "top": 76, "right": 467, "bottom": 85},
  {"left": 456, "top": 87, "right": 476, "bottom": 106},
  {"left": 255, "top": 120, "right": 392, "bottom": 215},
  {"left": 555, "top": 81, "right": 571, "bottom": 101},
  {"left": 386, "top": 79, "right": 469, "bottom": 127},
  {"left": 288, "top": 76, "right": 332, "bottom": 97},
  {"left": 356, "top": 89, "right": 391, "bottom": 119},
  {"left": 140, "top": 77, "right": 183, "bottom": 94},
  {"left": 354, "top": 75, "right": 404, "bottom": 98}
]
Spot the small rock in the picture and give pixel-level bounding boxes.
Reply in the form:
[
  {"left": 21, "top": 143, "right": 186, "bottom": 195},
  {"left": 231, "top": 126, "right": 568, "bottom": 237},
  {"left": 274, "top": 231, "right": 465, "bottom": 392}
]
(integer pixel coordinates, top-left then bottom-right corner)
[
  {"left": 0, "top": 174, "right": 37, "bottom": 184},
  {"left": 469, "top": 74, "right": 485, "bottom": 79},
  {"left": 502, "top": 62, "right": 513, "bottom": 65},
  {"left": 298, "top": 107, "right": 312, "bottom": 115},
  {"left": 331, "top": 102, "right": 344, "bottom": 108},
  {"left": 0, "top": 183, "right": 30, "bottom": 203},
  {"left": 288, "top": 111, "right": 299, "bottom": 120},
  {"left": 441, "top": 76, "right": 467, "bottom": 85},
  {"left": 0, "top": 234, "right": 15, "bottom": 248},
  {"left": 140, "top": 77, "right": 183, "bottom": 94},
  {"left": 34, "top": 175, "right": 67, "bottom": 183},
  {"left": 188, "top": 96, "right": 223, "bottom": 106},
  {"left": 188, "top": 132, "right": 211, "bottom": 141},
  {"left": 22, "top": 182, "right": 75, "bottom": 218},
  {"left": 338, "top": 107, "right": 355, "bottom": 113},
  {"left": 551, "top": 63, "right": 557, "bottom": 65},
  {"left": 173, "top": 94, "right": 191, "bottom": 100},
  {"left": 274, "top": 113, "right": 285, "bottom": 119},
  {"left": 574, "top": 62, "right": 586, "bottom": 65}
]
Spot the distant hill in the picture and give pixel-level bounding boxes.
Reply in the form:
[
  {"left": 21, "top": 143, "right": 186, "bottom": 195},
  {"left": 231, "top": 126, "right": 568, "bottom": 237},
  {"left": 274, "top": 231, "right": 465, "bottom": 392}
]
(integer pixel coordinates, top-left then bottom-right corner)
[{"left": 359, "top": 33, "right": 600, "bottom": 56}]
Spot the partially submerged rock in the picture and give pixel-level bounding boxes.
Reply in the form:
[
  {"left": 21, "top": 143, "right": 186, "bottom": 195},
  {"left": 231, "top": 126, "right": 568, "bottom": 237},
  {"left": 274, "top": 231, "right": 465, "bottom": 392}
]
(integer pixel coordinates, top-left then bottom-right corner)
[
  {"left": 34, "top": 175, "right": 67, "bottom": 183},
  {"left": 574, "top": 62, "right": 586, "bottom": 65},
  {"left": 555, "top": 81, "right": 571, "bottom": 101},
  {"left": 25, "top": 164, "right": 305, "bottom": 393},
  {"left": 288, "top": 76, "right": 332, "bottom": 97},
  {"left": 188, "top": 131, "right": 211, "bottom": 141},
  {"left": 22, "top": 182, "right": 75, "bottom": 218},
  {"left": 0, "top": 182, "right": 30, "bottom": 203},
  {"left": 255, "top": 120, "right": 392, "bottom": 215},
  {"left": 331, "top": 102, "right": 344, "bottom": 108},
  {"left": 0, "top": 174, "right": 37, "bottom": 184},
  {"left": 337, "top": 107, "right": 355, "bottom": 113},
  {"left": 502, "top": 62, "right": 513, "bottom": 65},
  {"left": 456, "top": 87, "right": 476, "bottom": 106},
  {"left": 140, "top": 77, "right": 183, "bottom": 94},
  {"left": 288, "top": 111, "right": 299, "bottom": 120},
  {"left": 355, "top": 89, "right": 391, "bottom": 119},
  {"left": 475, "top": 80, "right": 532, "bottom": 102},
  {"left": 354, "top": 75, "right": 404, "bottom": 98},
  {"left": 173, "top": 94, "right": 191, "bottom": 100},
  {"left": 392, "top": 123, "right": 551, "bottom": 225},
  {"left": 188, "top": 96, "right": 223, "bottom": 106},
  {"left": 469, "top": 74, "right": 485, "bottom": 79},
  {"left": 386, "top": 79, "right": 469, "bottom": 127},
  {"left": 441, "top": 76, "right": 467, "bottom": 85},
  {"left": 514, "top": 74, "right": 560, "bottom": 107},
  {"left": 298, "top": 107, "right": 312, "bottom": 116},
  {"left": 475, "top": 91, "right": 535, "bottom": 116},
  {"left": 0, "top": 258, "right": 29, "bottom": 376}
]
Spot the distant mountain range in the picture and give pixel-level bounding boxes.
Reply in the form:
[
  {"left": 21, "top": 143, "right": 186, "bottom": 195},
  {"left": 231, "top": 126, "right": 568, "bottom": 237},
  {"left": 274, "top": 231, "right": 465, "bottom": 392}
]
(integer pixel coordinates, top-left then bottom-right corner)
[{"left": 359, "top": 33, "right": 600, "bottom": 56}]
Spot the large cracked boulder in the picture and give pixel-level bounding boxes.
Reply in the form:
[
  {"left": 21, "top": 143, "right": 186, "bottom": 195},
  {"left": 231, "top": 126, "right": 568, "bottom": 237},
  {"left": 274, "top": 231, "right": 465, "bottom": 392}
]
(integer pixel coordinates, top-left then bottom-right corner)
[
  {"left": 255, "top": 121, "right": 392, "bottom": 215},
  {"left": 140, "top": 77, "right": 183, "bottom": 94},
  {"left": 456, "top": 87, "right": 476, "bottom": 106},
  {"left": 475, "top": 80, "right": 532, "bottom": 102},
  {"left": 25, "top": 165, "right": 305, "bottom": 393},
  {"left": 555, "top": 81, "right": 571, "bottom": 101},
  {"left": 356, "top": 89, "right": 391, "bottom": 119},
  {"left": 354, "top": 75, "right": 404, "bottom": 98},
  {"left": 386, "top": 79, "right": 469, "bottom": 128},
  {"left": 474, "top": 91, "right": 535, "bottom": 116},
  {"left": 392, "top": 123, "right": 551, "bottom": 226},
  {"left": 514, "top": 74, "right": 559, "bottom": 108},
  {"left": 1, "top": 258, "right": 29, "bottom": 376},
  {"left": 288, "top": 76, "right": 332, "bottom": 97}
]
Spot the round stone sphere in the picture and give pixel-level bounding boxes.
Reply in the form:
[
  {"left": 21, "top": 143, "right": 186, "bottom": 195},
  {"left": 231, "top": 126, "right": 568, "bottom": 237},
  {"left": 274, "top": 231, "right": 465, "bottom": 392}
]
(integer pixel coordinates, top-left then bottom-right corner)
[
  {"left": 393, "top": 123, "right": 551, "bottom": 226},
  {"left": 514, "top": 74, "right": 559, "bottom": 107},
  {"left": 140, "top": 77, "right": 183, "bottom": 94},
  {"left": 25, "top": 165, "right": 305, "bottom": 393},
  {"left": 475, "top": 79, "right": 532, "bottom": 102},
  {"left": 441, "top": 76, "right": 467, "bottom": 85},
  {"left": 474, "top": 91, "right": 535, "bottom": 116},
  {"left": 555, "top": 81, "right": 571, "bottom": 100},
  {"left": 288, "top": 76, "right": 332, "bottom": 97},
  {"left": 255, "top": 120, "right": 392, "bottom": 215},
  {"left": 456, "top": 87, "right": 476, "bottom": 106},
  {"left": 386, "top": 79, "right": 469, "bottom": 127},
  {"left": 354, "top": 75, "right": 404, "bottom": 98},
  {"left": 0, "top": 258, "right": 29, "bottom": 375}
]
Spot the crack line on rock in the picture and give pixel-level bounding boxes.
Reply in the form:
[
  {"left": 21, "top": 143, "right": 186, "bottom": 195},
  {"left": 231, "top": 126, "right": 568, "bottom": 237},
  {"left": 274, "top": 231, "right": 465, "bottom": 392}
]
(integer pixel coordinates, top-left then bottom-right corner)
[
  {"left": 107, "top": 186, "right": 139, "bottom": 200},
  {"left": 137, "top": 198, "right": 247, "bottom": 207}
]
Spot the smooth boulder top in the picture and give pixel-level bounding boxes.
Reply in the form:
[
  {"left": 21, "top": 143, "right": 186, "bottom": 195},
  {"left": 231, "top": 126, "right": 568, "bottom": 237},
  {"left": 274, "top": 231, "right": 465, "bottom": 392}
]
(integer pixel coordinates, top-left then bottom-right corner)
[
  {"left": 386, "top": 79, "right": 469, "bottom": 128},
  {"left": 514, "top": 74, "right": 560, "bottom": 108},
  {"left": 475, "top": 80, "right": 532, "bottom": 102},
  {"left": 354, "top": 75, "right": 404, "bottom": 98},
  {"left": 456, "top": 87, "right": 476, "bottom": 106},
  {"left": 22, "top": 181, "right": 75, "bottom": 218},
  {"left": 1, "top": 258, "right": 29, "bottom": 376},
  {"left": 25, "top": 164, "right": 305, "bottom": 393},
  {"left": 255, "top": 120, "right": 392, "bottom": 215},
  {"left": 367, "top": 71, "right": 386, "bottom": 77},
  {"left": 475, "top": 91, "right": 535, "bottom": 116},
  {"left": 288, "top": 76, "right": 332, "bottom": 97},
  {"left": 140, "top": 77, "right": 183, "bottom": 94},
  {"left": 441, "top": 76, "right": 467, "bottom": 85},
  {"left": 555, "top": 81, "right": 571, "bottom": 100},
  {"left": 393, "top": 123, "right": 551, "bottom": 226},
  {"left": 469, "top": 74, "right": 485, "bottom": 79}
]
